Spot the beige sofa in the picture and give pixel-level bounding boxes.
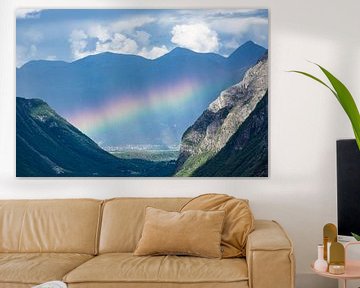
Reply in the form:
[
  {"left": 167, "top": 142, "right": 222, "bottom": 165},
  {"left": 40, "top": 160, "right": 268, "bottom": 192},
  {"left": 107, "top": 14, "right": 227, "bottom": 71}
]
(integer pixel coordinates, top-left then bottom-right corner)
[{"left": 0, "top": 198, "right": 295, "bottom": 288}]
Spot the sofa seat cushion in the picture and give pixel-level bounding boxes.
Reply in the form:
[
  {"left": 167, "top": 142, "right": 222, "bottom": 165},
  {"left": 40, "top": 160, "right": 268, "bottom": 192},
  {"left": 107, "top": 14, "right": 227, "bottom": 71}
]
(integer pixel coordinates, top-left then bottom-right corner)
[
  {"left": 0, "top": 253, "right": 93, "bottom": 285},
  {"left": 64, "top": 253, "right": 248, "bottom": 285}
]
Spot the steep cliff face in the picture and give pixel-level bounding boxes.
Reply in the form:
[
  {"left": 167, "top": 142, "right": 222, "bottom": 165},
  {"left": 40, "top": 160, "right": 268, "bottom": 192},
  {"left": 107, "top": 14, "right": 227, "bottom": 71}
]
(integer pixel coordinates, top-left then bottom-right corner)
[
  {"left": 193, "top": 93, "right": 268, "bottom": 177},
  {"left": 176, "top": 53, "right": 268, "bottom": 176}
]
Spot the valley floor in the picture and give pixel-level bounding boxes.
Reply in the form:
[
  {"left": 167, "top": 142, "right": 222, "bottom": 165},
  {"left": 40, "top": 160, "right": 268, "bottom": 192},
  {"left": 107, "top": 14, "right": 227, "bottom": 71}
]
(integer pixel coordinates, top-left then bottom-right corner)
[{"left": 110, "top": 149, "right": 179, "bottom": 162}]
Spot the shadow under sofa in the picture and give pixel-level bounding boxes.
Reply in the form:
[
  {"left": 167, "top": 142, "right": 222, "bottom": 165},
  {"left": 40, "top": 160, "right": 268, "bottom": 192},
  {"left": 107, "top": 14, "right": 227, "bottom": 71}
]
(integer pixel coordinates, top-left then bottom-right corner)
[{"left": 0, "top": 198, "right": 295, "bottom": 288}]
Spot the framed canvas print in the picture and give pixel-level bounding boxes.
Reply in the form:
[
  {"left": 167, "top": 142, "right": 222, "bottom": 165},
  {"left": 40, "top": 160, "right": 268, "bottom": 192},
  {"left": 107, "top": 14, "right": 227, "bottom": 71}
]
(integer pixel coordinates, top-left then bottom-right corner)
[{"left": 16, "top": 9, "right": 269, "bottom": 177}]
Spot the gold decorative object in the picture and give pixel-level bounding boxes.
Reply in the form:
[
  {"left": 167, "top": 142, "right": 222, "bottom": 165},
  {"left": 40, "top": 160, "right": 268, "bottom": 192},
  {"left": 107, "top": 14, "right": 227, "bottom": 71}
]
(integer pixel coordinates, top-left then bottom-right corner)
[
  {"left": 323, "top": 223, "right": 337, "bottom": 261},
  {"left": 329, "top": 242, "right": 345, "bottom": 264},
  {"left": 328, "top": 264, "right": 345, "bottom": 275},
  {"left": 329, "top": 242, "right": 345, "bottom": 275}
]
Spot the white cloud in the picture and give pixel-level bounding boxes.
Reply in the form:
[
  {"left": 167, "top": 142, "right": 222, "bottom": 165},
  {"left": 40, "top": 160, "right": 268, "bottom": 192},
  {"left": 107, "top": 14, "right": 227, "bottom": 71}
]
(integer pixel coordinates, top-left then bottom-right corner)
[
  {"left": 69, "top": 28, "right": 139, "bottom": 60},
  {"left": 68, "top": 18, "right": 164, "bottom": 60},
  {"left": 95, "top": 33, "right": 138, "bottom": 55},
  {"left": 69, "top": 29, "right": 89, "bottom": 59},
  {"left": 157, "top": 10, "right": 268, "bottom": 54},
  {"left": 17, "top": 29, "right": 43, "bottom": 66},
  {"left": 171, "top": 23, "right": 219, "bottom": 53},
  {"left": 17, "top": 44, "right": 37, "bottom": 67},
  {"left": 88, "top": 25, "right": 111, "bottom": 42},
  {"left": 139, "top": 45, "right": 169, "bottom": 59},
  {"left": 16, "top": 9, "right": 42, "bottom": 19},
  {"left": 68, "top": 12, "right": 266, "bottom": 61}
]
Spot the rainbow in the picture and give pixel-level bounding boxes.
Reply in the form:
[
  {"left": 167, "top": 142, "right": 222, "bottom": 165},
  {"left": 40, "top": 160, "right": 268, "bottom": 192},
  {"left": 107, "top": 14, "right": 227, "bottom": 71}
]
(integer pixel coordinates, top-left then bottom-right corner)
[{"left": 66, "top": 78, "right": 205, "bottom": 136}]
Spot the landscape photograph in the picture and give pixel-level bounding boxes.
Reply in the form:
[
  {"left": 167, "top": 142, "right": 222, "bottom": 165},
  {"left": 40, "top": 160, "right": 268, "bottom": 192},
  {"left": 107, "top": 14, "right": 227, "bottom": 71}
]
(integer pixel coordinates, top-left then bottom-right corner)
[{"left": 16, "top": 9, "right": 269, "bottom": 177}]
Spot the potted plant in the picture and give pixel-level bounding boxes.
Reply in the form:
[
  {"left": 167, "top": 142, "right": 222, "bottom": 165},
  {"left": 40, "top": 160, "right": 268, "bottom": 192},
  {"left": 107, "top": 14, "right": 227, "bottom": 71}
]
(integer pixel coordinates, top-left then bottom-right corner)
[{"left": 291, "top": 64, "right": 360, "bottom": 240}]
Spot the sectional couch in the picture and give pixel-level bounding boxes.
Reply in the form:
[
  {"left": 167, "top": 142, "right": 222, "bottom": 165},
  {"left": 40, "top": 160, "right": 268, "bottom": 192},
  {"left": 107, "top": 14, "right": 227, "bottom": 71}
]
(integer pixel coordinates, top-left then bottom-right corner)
[{"left": 0, "top": 198, "right": 295, "bottom": 288}]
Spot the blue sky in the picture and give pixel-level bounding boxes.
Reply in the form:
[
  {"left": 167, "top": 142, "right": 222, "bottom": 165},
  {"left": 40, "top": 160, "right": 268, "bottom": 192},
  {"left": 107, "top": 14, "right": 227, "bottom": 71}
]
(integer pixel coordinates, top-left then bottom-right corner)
[{"left": 16, "top": 9, "right": 268, "bottom": 67}]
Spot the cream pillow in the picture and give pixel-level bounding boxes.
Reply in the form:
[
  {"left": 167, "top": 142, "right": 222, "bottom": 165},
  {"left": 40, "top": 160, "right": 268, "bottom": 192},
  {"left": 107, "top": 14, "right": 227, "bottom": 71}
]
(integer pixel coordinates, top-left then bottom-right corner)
[
  {"left": 134, "top": 207, "right": 225, "bottom": 258},
  {"left": 181, "top": 194, "right": 254, "bottom": 258}
]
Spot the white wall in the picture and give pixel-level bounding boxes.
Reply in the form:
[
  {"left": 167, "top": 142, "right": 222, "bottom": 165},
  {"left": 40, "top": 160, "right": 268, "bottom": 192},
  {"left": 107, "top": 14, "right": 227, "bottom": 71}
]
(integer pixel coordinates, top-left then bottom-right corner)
[{"left": 1, "top": 1, "right": 359, "bottom": 287}]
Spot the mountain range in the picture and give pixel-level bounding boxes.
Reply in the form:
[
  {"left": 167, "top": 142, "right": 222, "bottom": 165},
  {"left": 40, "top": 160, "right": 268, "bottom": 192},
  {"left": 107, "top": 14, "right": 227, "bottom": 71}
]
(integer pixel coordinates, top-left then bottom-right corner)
[
  {"left": 16, "top": 42, "right": 268, "bottom": 177},
  {"left": 16, "top": 41, "right": 266, "bottom": 147}
]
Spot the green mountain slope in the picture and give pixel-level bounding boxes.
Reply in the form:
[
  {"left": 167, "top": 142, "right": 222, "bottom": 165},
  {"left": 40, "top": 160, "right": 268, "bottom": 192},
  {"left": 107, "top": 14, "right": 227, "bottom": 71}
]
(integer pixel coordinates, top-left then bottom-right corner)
[
  {"left": 192, "top": 93, "right": 268, "bottom": 177},
  {"left": 16, "top": 97, "right": 175, "bottom": 177}
]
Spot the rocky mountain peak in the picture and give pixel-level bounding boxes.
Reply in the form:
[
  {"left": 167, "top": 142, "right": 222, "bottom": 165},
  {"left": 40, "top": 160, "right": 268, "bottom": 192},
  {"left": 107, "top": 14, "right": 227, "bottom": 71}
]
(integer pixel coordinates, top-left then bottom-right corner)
[
  {"left": 176, "top": 53, "right": 268, "bottom": 176},
  {"left": 209, "top": 55, "right": 267, "bottom": 113}
]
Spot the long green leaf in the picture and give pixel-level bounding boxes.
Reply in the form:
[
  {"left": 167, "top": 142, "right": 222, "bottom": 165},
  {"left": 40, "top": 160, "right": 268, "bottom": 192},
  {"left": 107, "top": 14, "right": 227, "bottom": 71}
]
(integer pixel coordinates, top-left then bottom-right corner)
[
  {"left": 316, "top": 64, "right": 360, "bottom": 150},
  {"left": 290, "top": 65, "right": 360, "bottom": 150},
  {"left": 317, "top": 65, "right": 358, "bottom": 117},
  {"left": 289, "top": 70, "right": 337, "bottom": 98},
  {"left": 353, "top": 128, "right": 360, "bottom": 149},
  {"left": 351, "top": 232, "right": 360, "bottom": 241}
]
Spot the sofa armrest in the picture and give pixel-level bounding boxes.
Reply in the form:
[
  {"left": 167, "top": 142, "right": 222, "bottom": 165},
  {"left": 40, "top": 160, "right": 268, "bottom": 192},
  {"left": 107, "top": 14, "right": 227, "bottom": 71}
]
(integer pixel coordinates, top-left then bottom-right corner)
[{"left": 246, "top": 220, "right": 295, "bottom": 288}]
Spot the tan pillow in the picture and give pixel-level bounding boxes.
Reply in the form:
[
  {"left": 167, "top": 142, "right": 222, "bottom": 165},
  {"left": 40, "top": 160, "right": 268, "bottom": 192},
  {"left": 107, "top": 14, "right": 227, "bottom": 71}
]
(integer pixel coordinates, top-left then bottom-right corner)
[
  {"left": 181, "top": 194, "right": 254, "bottom": 258},
  {"left": 134, "top": 207, "right": 225, "bottom": 258}
]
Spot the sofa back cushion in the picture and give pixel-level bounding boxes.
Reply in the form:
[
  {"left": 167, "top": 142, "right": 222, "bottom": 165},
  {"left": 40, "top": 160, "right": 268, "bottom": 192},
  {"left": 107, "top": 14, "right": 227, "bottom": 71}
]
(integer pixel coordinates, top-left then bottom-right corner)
[
  {"left": 0, "top": 199, "right": 102, "bottom": 254},
  {"left": 99, "top": 198, "right": 189, "bottom": 253}
]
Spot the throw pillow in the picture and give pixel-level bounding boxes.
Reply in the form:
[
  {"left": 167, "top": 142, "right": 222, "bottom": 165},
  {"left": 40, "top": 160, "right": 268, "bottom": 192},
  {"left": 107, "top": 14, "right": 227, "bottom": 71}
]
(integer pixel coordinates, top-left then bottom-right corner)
[{"left": 134, "top": 207, "right": 225, "bottom": 258}]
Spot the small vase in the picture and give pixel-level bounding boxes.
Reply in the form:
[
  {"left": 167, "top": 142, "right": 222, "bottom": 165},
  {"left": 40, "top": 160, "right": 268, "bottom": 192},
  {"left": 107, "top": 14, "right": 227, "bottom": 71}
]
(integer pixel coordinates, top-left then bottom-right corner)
[{"left": 314, "top": 244, "right": 328, "bottom": 272}]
